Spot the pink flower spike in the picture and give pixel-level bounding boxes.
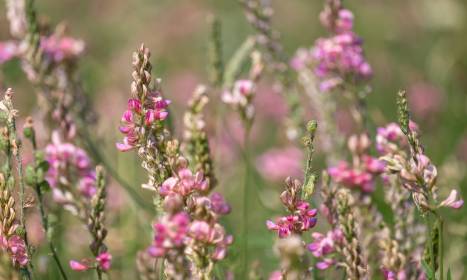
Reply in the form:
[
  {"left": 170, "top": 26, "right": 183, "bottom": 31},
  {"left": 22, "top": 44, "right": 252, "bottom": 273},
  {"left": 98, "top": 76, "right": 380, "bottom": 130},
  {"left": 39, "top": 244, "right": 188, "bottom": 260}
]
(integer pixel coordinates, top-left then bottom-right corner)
[
  {"left": 439, "top": 190, "right": 464, "bottom": 209},
  {"left": 96, "top": 252, "right": 112, "bottom": 271},
  {"left": 69, "top": 260, "right": 89, "bottom": 271}
]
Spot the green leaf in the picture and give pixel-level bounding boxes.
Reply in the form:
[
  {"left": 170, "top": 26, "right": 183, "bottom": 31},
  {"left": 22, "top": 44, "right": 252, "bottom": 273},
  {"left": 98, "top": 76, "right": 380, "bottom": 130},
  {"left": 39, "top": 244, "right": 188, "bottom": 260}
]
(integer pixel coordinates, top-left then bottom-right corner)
[
  {"left": 421, "top": 260, "right": 435, "bottom": 280},
  {"left": 447, "top": 268, "right": 452, "bottom": 280}
]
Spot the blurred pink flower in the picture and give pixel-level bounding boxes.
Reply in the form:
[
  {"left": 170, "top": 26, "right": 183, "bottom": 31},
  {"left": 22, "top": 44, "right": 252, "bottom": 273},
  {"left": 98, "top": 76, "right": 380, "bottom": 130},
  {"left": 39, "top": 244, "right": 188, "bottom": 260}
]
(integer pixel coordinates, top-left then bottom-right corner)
[
  {"left": 0, "top": 41, "right": 18, "bottom": 64},
  {"left": 256, "top": 146, "right": 303, "bottom": 182},
  {"left": 69, "top": 260, "right": 89, "bottom": 271},
  {"left": 408, "top": 82, "right": 443, "bottom": 120},
  {"left": 45, "top": 131, "right": 96, "bottom": 199},
  {"left": 40, "top": 35, "right": 84, "bottom": 62}
]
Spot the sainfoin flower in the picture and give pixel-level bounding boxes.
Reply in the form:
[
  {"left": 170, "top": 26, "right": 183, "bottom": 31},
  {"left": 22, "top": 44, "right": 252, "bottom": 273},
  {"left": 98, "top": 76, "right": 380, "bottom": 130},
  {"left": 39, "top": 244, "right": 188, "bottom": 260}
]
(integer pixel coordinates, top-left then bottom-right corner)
[
  {"left": 40, "top": 35, "right": 85, "bottom": 62},
  {"left": 439, "top": 190, "right": 464, "bottom": 209},
  {"left": 147, "top": 212, "right": 190, "bottom": 257},
  {"left": 1, "top": 235, "right": 29, "bottom": 267},
  {"left": 96, "top": 252, "right": 112, "bottom": 271},
  {"left": 222, "top": 79, "right": 256, "bottom": 120},
  {"left": 328, "top": 156, "right": 384, "bottom": 192},
  {"left": 0, "top": 41, "right": 18, "bottom": 64},
  {"left": 159, "top": 164, "right": 209, "bottom": 197},
  {"left": 291, "top": 8, "right": 372, "bottom": 92},
  {"left": 256, "top": 146, "right": 303, "bottom": 182},
  {"left": 45, "top": 131, "right": 96, "bottom": 199},
  {"left": 266, "top": 178, "right": 318, "bottom": 238},
  {"left": 116, "top": 93, "right": 170, "bottom": 152},
  {"left": 307, "top": 229, "right": 343, "bottom": 270}
]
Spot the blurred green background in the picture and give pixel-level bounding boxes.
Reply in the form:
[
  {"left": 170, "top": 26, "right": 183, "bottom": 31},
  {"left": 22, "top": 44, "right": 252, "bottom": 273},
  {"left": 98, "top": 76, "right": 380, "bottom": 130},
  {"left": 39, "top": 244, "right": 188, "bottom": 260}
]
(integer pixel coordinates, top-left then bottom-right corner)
[{"left": 1, "top": 0, "right": 466, "bottom": 279}]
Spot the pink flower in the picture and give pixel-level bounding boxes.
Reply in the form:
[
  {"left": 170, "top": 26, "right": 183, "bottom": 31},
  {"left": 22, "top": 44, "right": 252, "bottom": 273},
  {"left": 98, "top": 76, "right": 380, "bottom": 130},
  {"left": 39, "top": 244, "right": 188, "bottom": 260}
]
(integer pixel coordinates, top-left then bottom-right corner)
[
  {"left": 408, "top": 82, "right": 443, "bottom": 120},
  {"left": 210, "top": 192, "right": 231, "bottom": 215},
  {"left": 266, "top": 204, "right": 318, "bottom": 238},
  {"left": 159, "top": 167, "right": 208, "bottom": 197},
  {"left": 439, "top": 190, "right": 464, "bottom": 209},
  {"left": 69, "top": 260, "right": 89, "bottom": 271},
  {"left": 307, "top": 229, "right": 342, "bottom": 257},
  {"left": 45, "top": 131, "right": 96, "bottom": 200},
  {"left": 316, "top": 258, "right": 335, "bottom": 270},
  {"left": 382, "top": 268, "right": 407, "bottom": 280},
  {"left": 96, "top": 252, "right": 112, "bottom": 271},
  {"left": 376, "top": 123, "right": 406, "bottom": 154},
  {"left": 148, "top": 212, "right": 190, "bottom": 257},
  {"left": 117, "top": 91, "right": 170, "bottom": 152},
  {"left": 328, "top": 161, "right": 380, "bottom": 192},
  {"left": 269, "top": 271, "right": 283, "bottom": 280},
  {"left": 0, "top": 41, "right": 18, "bottom": 64},
  {"left": 7, "top": 235, "right": 29, "bottom": 267},
  {"left": 256, "top": 146, "right": 303, "bottom": 182},
  {"left": 40, "top": 35, "right": 84, "bottom": 62}
]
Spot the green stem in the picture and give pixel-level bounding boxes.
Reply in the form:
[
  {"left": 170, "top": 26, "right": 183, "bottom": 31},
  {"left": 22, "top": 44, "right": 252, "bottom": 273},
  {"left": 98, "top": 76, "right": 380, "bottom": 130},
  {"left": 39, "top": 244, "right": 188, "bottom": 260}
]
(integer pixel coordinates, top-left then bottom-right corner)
[
  {"left": 36, "top": 185, "right": 68, "bottom": 280},
  {"left": 241, "top": 127, "right": 251, "bottom": 279}
]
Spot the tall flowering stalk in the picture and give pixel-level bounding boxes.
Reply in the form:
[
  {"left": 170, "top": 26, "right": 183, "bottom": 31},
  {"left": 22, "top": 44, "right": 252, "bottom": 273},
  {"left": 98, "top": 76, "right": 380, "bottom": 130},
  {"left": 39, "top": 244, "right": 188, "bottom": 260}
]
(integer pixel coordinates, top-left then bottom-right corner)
[
  {"left": 2, "top": 0, "right": 151, "bottom": 213},
  {"left": 380, "top": 91, "right": 464, "bottom": 279},
  {"left": 266, "top": 121, "right": 319, "bottom": 279},
  {"left": 238, "top": 0, "right": 305, "bottom": 139},
  {"left": 222, "top": 50, "right": 263, "bottom": 277},
  {"left": 22, "top": 117, "right": 68, "bottom": 279},
  {"left": 116, "top": 45, "right": 233, "bottom": 278},
  {"left": 0, "top": 89, "right": 31, "bottom": 278},
  {"left": 117, "top": 45, "right": 171, "bottom": 191}
]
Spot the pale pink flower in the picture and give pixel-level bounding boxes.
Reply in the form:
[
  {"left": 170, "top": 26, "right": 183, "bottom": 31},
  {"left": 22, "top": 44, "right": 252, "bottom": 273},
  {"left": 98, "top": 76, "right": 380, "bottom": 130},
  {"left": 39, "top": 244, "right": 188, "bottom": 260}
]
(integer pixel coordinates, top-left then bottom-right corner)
[
  {"left": 256, "top": 146, "right": 303, "bottom": 182},
  {"left": 0, "top": 41, "right": 18, "bottom": 64},
  {"left": 159, "top": 167, "right": 208, "bottom": 198},
  {"left": 40, "top": 35, "right": 84, "bottom": 62},
  {"left": 439, "top": 189, "right": 464, "bottom": 209},
  {"left": 408, "top": 82, "right": 443, "bottom": 120},
  {"left": 69, "top": 260, "right": 89, "bottom": 271}
]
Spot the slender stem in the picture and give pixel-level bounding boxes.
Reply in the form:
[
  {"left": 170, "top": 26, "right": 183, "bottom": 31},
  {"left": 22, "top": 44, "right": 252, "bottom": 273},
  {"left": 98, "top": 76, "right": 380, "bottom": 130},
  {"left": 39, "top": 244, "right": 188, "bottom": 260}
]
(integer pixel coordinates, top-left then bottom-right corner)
[
  {"left": 28, "top": 131, "right": 68, "bottom": 280},
  {"left": 437, "top": 214, "right": 444, "bottom": 280},
  {"left": 241, "top": 127, "right": 251, "bottom": 279},
  {"left": 36, "top": 185, "right": 69, "bottom": 280}
]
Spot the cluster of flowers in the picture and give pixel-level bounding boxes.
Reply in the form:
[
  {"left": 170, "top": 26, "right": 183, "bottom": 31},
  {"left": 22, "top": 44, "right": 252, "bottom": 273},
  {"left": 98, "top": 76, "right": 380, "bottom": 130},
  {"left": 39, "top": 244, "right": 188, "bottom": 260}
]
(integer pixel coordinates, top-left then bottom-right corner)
[
  {"left": 117, "top": 92, "right": 170, "bottom": 152},
  {"left": 69, "top": 252, "right": 112, "bottom": 272},
  {"left": 148, "top": 158, "right": 232, "bottom": 276},
  {"left": 222, "top": 79, "right": 256, "bottom": 122},
  {"left": 307, "top": 228, "right": 343, "bottom": 270},
  {"left": 378, "top": 122, "right": 464, "bottom": 211},
  {"left": 45, "top": 131, "right": 97, "bottom": 201},
  {"left": 0, "top": 234, "right": 29, "bottom": 267},
  {"left": 328, "top": 134, "right": 385, "bottom": 192},
  {"left": 291, "top": 7, "right": 372, "bottom": 92},
  {"left": 266, "top": 177, "right": 318, "bottom": 238},
  {"left": 0, "top": 35, "right": 83, "bottom": 66}
]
